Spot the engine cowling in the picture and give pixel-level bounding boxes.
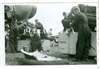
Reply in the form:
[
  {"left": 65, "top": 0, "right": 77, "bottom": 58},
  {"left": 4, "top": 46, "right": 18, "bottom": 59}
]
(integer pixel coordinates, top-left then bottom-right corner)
[
  {"left": 6, "top": 5, "right": 37, "bottom": 21},
  {"left": 14, "top": 5, "right": 37, "bottom": 20}
]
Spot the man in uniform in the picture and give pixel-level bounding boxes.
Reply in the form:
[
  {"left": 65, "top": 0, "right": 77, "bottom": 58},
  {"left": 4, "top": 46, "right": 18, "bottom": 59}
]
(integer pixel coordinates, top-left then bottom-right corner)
[
  {"left": 35, "top": 19, "right": 46, "bottom": 39},
  {"left": 29, "top": 28, "right": 43, "bottom": 52},
  {"left": 35, "top": 19, "right": 44, "bottom": 33},
  {"left": 61, "top": 12, "right": 70, "bottom": 32},
  {"left": 9, "top": 22, "right": 27, "bottom": 53},
  {"left": 70, "top": 6, "right": 91, "bottom": 61},
  {"left": 48, "top": 28, "right": 53, "bottom": 38}
]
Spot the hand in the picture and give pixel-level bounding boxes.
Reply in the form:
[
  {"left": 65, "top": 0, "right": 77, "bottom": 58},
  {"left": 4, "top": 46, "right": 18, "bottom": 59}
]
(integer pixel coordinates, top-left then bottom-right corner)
[
  {"left": 6, "top": 36, "right": 9, "bottom": 40},
  {"left": 23, "top": 33, "right": 26, "bottom": 35},
  {"left": 17, "top": 37, "right": 20, "bottom": 39},
  {"left": 70, "top": 22, "right": 72, "bottom": 25}
]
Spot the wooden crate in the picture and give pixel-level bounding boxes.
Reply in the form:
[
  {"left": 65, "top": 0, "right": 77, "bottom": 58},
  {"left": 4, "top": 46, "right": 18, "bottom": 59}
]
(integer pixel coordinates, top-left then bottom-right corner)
[
  {"left": 50, "top": 43, "right": 59, "bottom": 52},
  {"left": 18, "top": 40, "right": 30, "bottom": 51},
  {"left": 58, "top": 33, "right": 70, "bottom": 54},
  {"left": 69, "top": 32, "right": 96, "bottom": 56},
  {"left": 42, "top": 40, "right": 51, "bottom": 51},
  {"left": 89, "top": 32, "right": 97, "bottom": 56},
  {"left": 58, "top": 32, "right": 97, "bottom": 56},
  {"left": 69, "top": 33, "right": 78, "bottom": 54}
]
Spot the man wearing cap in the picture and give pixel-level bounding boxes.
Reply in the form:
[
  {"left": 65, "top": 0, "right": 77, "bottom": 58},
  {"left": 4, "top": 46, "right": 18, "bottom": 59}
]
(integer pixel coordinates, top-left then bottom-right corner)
[
  {"left": 70, "top": 6, "right": 91, "bottom": 61},
  {"left": 35, "top": 19, "right": 47, "bottom": 39},
  {"left": 9, "top": 22, "right": 27, "bottom": 53},
  {"left": 61, "top": 12, "right": 70, "bottom": 32},
  {"left": 29, "top": 28, "right": 43, "bottom": 52},
  {"left": 35, "top": 19, "right": 44, "bottom": 33}
]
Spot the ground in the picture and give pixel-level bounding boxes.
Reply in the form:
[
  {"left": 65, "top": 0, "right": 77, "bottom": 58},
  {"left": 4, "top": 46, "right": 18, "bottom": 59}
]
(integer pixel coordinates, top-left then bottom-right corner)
[{"left": 6, "top": 50, "right": 97, "bottom": 65}]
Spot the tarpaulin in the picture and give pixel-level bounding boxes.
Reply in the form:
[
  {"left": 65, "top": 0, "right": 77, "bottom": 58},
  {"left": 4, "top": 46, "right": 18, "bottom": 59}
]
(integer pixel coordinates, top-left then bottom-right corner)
[{"left": 21, "top": 49, "right": 62, "bottom": 61}]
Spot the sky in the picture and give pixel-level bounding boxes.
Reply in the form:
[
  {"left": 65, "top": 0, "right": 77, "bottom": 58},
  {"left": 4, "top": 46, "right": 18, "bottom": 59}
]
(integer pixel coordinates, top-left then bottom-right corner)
[{"left": 29, "top": 3, "right": 97, "bottom": 35}]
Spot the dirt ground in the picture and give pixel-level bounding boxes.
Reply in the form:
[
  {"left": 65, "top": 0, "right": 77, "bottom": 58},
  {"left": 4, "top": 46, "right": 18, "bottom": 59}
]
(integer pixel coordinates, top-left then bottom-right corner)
[{"left": 6, "top": 50, "right": 97, "bottom": 65}]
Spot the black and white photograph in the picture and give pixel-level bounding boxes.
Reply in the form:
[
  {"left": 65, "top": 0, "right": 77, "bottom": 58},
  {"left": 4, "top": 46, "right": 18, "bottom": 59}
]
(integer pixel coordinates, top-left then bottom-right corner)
[{"left": 4, "top": 3, "right": 97, "bottom": 65}]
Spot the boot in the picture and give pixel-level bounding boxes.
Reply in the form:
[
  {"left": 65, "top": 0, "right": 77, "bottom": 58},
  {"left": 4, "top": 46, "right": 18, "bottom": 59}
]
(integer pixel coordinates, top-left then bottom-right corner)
[
  {"left": 15, "top": 47, "right": 20, "bottom": 53},
  {"left": 11, "top": 47, "right": 16, "bottom": 53}
]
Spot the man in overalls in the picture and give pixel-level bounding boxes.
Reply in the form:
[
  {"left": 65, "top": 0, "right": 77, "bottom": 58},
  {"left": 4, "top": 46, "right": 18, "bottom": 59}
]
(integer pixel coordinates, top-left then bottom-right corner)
[{"left": 9, "top": 22, "right": 27, "bottom": 53}]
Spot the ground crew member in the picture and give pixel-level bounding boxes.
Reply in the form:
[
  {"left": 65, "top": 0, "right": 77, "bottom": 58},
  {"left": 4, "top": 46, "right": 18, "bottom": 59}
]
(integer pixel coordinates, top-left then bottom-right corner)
[
  {"left": 70, "top": 6, "right": 91, "bottom": 61},
  {"left": 35, "top": 19, "right": 44, "bottom": 33},
  {"left": 29, "top": 28, "right": 43, "bottom": 52},
  {"left": 61, "top": 12, "right": 70, "bottom": 32},
  {"left": 48, "top": 28, "right": 53, "bottom": 38},
  {"left": 9, "top": 22, "right": 27, "bottom": 53}
]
